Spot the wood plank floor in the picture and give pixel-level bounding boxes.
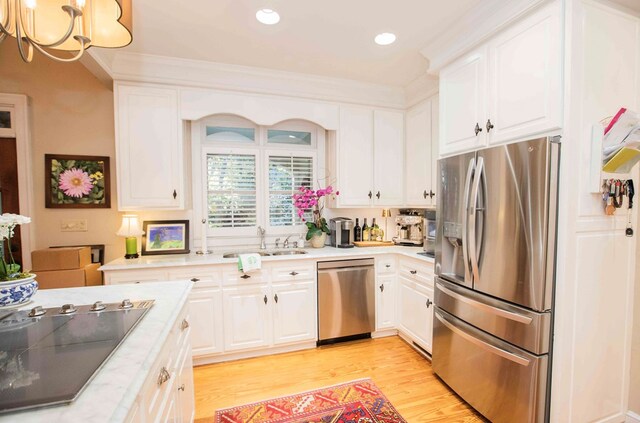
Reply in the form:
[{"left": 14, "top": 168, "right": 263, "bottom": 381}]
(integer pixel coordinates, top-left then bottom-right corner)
[{"left": 193, "top": 336, "right": 484, "bottom": 422}]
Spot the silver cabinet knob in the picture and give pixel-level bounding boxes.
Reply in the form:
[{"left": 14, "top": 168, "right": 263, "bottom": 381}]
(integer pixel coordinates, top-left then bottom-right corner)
[
  {"left": 410, "top": 270, "right": 417, "bottom": 275},
  {"left": 90, "top": 301, "right": 106, "bottom": 312},
  {"left": 178, "top": 384, "right": 185, "bottom": 392},
  {"left": 379, "top": 284, "right": 384, "bottom": 292},
  {"left": 426, "top": 299, "right": 433, "bottom": 308},
  {"left": 190, "top": 277, "right": 200, "bottom": 283},
  {"left": 120, "top": 299, "right": 133, "bottom": 309},
  {"left": 60, "top": 304, "right": 77, "bottom": 314},
  {"left": 29, "top": 306, "right": 46, "bottom": 317},
  {"left": 289, "top": 271, "right": 299, "bottom": 276},
  {"left": 181, "top": 319, "right": 189, "bottom": 331},
  {"left": 385, "top": 264, "right": 391, "bottom": 268}
]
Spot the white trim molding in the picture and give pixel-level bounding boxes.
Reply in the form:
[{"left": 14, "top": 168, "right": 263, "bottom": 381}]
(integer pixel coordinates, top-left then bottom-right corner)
[
  {"left": 0, "top": 94, "right": 34, "bottom": 270},
  {"left": 627, "top": 411, "right": 640, "bottom": 423},
  {"left": 93, "top": 51, "right": 407, "bottom": 109}
]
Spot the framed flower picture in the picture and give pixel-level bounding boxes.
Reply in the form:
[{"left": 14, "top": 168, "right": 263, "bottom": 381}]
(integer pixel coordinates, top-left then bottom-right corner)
[
  {"left": 45, "top": 154, "right": 111, "bottom": 208},
  {"left": 141, "top": 220, "right": 190, "bottom": 256}
]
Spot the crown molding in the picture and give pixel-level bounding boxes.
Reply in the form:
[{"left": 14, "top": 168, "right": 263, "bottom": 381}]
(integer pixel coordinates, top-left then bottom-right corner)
[
  {"left": 92, "top": 51, "right": 407, "bottom": 109},
  {"left": 404, "top": 73, "right": 439, "bottom": 108},
  {"left": 420, "top": 0, "right": 549, "bottom": 74}
]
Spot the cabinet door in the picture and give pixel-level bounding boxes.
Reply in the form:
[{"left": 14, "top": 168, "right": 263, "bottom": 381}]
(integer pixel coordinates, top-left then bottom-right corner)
[
  {"left": 487, "top": 1, "right": 562, "bottom": 145},
  {"left": 405, "top": 100, "right": 433, "bottom": 206},
  {"left": 116, "top": 84, "right": 183, "bottom": 210},
  {"left": 272, "top": 281, "right": 316, "bottom": 345},
  {"left": 376, "top": 275, "right": 396, "bottom": 330},
  {"left": 337, "top": 106, "right": 374, "bottom": 206},
  {"left": 373, "top": 110, "right": 404, "bottom": 206},
  {"left": 177, "top": 342, "right": 195, "bottom": 423},
  {"left": 222, "top": 285, "right": 271, "bottom": 351},
  {"left": 188, "top": 287, "right": 223, "bottom": 357},
  {"left": 397, "top": 276, "right": 435, "bottom": 353},
  {"left": 430, "top": 95, "right": 439, "bottom": 206},
  {"left": 439, "top": 46, "right": 487, "bottom": 156}
]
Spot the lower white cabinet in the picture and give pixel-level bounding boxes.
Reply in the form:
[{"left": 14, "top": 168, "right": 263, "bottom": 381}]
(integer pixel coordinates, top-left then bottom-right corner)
[
  {"left": 187, "top": 287, "right": 223, "bottom": 356},
  {"left": 397, "top": 276, "right": 434, "bottom": 353},
  {"left": 272, "top": 281, "right": 316, "bottom": 345},
  {"left": 223, "top": 284, "right": 271, "bottom": 351},
  {"left": 375, "top": 275, "right": 396, "bottom": 330},
  {"left": 176, "top": 341, "right": 195, "bottom": 423}
]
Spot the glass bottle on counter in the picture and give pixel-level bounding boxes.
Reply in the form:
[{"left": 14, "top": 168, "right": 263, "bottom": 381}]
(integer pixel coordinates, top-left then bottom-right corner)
[
  {"left": 362, "top": 218, "right": 370, "bottom": 241},
  {"left": 371, "top": 218, "right": 380, "bottom": 241},
  {"left": 354, "top": 218, "right": 362, "bottom": 242}
]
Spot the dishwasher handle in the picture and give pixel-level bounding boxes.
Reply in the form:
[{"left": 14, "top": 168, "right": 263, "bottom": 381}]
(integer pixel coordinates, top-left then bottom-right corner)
[
  {"left": 318, "top": 265, "right": 374, "bottom": 275},
  {"left": 317, "top": 259, "right": 375, "bottom": 270}
]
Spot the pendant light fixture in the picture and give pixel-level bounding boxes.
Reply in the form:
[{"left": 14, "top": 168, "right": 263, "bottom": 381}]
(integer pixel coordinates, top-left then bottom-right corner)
[{"left": 0, "top": 0, "right": 133, "bottom": 63}]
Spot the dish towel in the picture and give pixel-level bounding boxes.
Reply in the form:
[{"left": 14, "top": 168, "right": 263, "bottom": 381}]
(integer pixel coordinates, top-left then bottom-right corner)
[{"left": 238, "top": 253, "right": 262, "bottom": 273}]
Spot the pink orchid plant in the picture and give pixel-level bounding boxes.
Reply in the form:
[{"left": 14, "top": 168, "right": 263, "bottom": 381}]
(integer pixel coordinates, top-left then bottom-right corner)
[{"left": 292, "top": 185, "right": 339, "bottom": 240}]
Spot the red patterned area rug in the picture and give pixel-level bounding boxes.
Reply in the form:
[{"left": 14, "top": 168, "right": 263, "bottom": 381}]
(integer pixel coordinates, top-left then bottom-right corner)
[{"left": 214, "top": 378, "right": 407, "bottom": 423}]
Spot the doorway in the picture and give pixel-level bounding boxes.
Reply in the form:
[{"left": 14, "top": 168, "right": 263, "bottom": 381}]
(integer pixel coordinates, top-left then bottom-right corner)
[{"left": 0, "top": 137, "right": 22, "bottom": 268}]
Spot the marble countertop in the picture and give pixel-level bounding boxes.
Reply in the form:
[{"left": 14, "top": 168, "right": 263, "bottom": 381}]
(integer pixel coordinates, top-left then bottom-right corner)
[
  {"left": 100, "top": 245, "right": 434, "bottom": 271},
  {"left": 0, "top": 281, "right": 192, "bottom": 423}
]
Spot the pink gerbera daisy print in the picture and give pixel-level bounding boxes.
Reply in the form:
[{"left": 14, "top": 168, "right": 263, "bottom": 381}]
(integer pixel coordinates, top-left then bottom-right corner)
[{"left": 58, "top": 168, "right": 94, "bottom": 198}]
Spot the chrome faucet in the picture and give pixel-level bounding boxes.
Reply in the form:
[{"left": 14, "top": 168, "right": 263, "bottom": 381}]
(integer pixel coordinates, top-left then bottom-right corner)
[
  {"left": 283, "top": 234, "right": 294, "bottom": 248},
  {"left": 275, "top": 238, "right": 281, "bottom": 249},
  {"left": 257, "top": 226, "right": 266, "bottom": 249}
]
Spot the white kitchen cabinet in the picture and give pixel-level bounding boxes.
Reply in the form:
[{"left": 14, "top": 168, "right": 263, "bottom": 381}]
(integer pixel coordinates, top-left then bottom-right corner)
[
  {"left": 176, "top": 341, "right": 195, "bottom": 423},
  {"left": 439, "top": 46, "right": 487, "bottom": 156},
  {"left": 272, "top": 281, "right": 316, "bottom": 345},
  {"left": 397, "top": 276, "right": 434, "bottom": 353},
  {"left": 405, "top": 95, "right": 439, "bottom": 207},
  {"left": 373, "top": 110, "right": 404, "bottom": 206},
  {"left": 187, "top": 287, "right": 223, "bottom": 356},
  {"left": 337, "top": 106, "right": 374, "bottom": 207},
  {"left": 115, "top": 83, "right": 184, "bottom": 210},
  {"left": 487, "top": 1, "right": 562, "bottom": 144},
  {"left": 222, "top": 284, "right": 271, "bottom": 351},
  {"left": 335, "top": 106, "right": 404, "bottom": 207},
  {"left": 376, "top": 275, "right": 396, "bottom": 330},
  {"left": 439, "top": 1, "right": 562, "bottom": 156}
]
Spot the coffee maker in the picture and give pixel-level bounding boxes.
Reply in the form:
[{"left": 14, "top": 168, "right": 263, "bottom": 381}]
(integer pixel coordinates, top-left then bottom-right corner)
[
  {"left": 393, "top": 209, "right": 424, "bottom": 246},
  {"left": 329, "top": 218, "right": 355, "bottom": 248}
]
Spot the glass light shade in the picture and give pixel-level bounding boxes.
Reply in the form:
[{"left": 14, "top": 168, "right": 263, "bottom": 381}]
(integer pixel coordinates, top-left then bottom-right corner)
[
  {"left": 0, "top": 0, "right": 132, "bottom": 50},
  {"left": 116, "top": 214, "right": 144, "bottom": 237}
]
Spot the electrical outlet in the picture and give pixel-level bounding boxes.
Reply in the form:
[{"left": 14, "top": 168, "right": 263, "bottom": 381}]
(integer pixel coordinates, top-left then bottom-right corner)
[{"left": 61, "top": 219, "right": 88, "bottom": 232}]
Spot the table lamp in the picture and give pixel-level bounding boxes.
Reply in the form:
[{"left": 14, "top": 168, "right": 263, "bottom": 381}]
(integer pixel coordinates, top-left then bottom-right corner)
[
  {"left": 381, "top": 209, "right": 391, "bottom": 241},
  {"left": 117, "top": 214, "right": 144, "bottom": 259}
]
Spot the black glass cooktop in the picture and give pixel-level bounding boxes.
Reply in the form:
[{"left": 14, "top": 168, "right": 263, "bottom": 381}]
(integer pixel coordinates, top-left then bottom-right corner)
[{"left": 0, "top": 300, "right": 153, "bottom": 414}]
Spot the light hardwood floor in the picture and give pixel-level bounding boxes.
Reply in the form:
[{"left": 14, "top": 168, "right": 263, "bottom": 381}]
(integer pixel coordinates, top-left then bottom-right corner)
[{"left": 193, "top": 336, "right": 484, "bottom": 422}]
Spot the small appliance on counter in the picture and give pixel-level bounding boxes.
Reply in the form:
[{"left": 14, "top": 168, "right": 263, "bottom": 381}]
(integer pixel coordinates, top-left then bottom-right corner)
[
  {"left": 393, "top": 209, "right": 424, "bottom": 246},
  {"left": 0, "top": 299, "right": 154, "bottom": 413},
  {"left": 422, "top": 209, "right": 437, "bottom": 257},
  {"left": 329, "top": 217, "right": 355, "bottom": 248}
]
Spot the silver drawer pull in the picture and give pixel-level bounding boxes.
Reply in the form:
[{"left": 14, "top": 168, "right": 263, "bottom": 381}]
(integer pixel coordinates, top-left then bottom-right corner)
[
  {"left": 181, "top": 319, "right": 189, "bottom": 330},
  {"left": 190, "top": 277, "right": 200, "bottom": 282},
  {"left": 289, "top": 271, "right": 299, "bottom": 276},
  {"left": 410, "top": 270, "right": 417, "bottom": 275},
  {"left": 157, "top": 367, "right": 171, "bottom": 386}
]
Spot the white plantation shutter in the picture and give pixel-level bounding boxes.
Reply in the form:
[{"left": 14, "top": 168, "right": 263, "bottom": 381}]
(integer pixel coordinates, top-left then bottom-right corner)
[
  {"left": 207, "top": 153, "right": 257, "bottom": 228},
  {"left": 269, "top": 155, "right": 314, "bottom": 226}
]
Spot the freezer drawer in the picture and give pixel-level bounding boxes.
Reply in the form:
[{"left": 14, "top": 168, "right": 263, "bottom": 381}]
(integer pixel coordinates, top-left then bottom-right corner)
[
  {"left": 435, "top": 278, "right": 551, "bottom": 354},
  {"left": 433, "top": 308, "right": 548, "bottom": 423}
]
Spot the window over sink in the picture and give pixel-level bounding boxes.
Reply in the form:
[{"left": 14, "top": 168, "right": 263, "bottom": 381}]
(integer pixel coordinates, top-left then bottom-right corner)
[{"left": 196, "top": 115, "right": 324, "bottom": 238}]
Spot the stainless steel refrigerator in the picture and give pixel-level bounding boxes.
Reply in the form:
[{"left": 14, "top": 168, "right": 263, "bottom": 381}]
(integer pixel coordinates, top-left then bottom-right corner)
[{"left": 433, "top": 136, "right": 560, "bottom": 423}]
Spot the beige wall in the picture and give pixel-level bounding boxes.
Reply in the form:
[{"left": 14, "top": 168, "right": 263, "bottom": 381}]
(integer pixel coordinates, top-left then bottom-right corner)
[
  {"left": 631, "top": 213, "right": 640, "bottom": 415},
  {"left": 0, "top": 42, "right": 124, "bottom": 263}
]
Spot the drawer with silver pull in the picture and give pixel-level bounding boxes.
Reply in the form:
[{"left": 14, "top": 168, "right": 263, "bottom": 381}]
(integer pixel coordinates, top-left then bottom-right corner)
[
  {"left": 376, "top": 257, "right": 396, "bottom": 274},
  {"left": 168, "top": 268, "right": 221, "bottom": 288},
  {"left": 271, "top": 263, "right": 315, "bottom": 282},
  {"left": 223, "top": 269, "right": 268, "bottom": 285},
  {"left": 399, "top": 259, "right": 434, "bottom": 287}
]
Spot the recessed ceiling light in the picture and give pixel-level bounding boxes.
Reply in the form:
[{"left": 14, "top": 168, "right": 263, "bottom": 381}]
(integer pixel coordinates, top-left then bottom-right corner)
[
  {"left": 374, "top": 32, "right": 397, "bottom": 46},
  {"left": 256, "top": 9, "right": 280, "bottom": 25}
]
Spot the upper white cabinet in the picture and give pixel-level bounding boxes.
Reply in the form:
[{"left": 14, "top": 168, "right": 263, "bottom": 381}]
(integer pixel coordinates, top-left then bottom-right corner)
[
  {"left": 439, "top": 1, "right": 562, "bottom": 156},
  {"left": 440, "top": 46, "right": 488, "bottom": 156},
  {"left": 335, "top": 106, "right": 404, "bottom": 207},
  {"left": 405, "top": 95, "right": 439, "bottom": 207},
  {"left": 487, "top": 1, "right": 563, "bottom": 145},
  {"left": 115, "top": 83, "right": 185, "bottom": 210}
]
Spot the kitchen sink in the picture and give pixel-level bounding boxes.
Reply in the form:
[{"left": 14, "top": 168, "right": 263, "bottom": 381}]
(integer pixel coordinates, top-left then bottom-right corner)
[
  {"left": 271, "top": 250, "right": 308, "bottom": 256},
  {"left": 222, "top": 251, "right": 272, "bottom": 258}
]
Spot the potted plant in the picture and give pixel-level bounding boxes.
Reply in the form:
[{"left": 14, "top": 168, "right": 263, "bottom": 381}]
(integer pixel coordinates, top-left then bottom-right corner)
[
  {"left": 293, "top": 185, "right": 339, "bottom": 248},
  {"left": 0, "top": 213, "right": 37, "bottom": 308}
]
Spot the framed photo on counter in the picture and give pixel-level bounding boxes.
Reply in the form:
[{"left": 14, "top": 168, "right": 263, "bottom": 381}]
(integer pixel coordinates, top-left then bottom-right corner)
[{"left": 141, "top": 220, "right": 190, "bottom": 255}]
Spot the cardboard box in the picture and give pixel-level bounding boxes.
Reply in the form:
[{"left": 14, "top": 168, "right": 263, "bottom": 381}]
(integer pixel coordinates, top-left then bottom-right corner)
[
  {"left": 31, "top": 247, "right": 92, "bottom": 271},
  {"left": 35, "top": 263, "right": 103, "bottom": 290}
]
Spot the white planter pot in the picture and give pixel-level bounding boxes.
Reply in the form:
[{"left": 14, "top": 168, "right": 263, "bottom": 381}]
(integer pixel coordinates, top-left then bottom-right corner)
[
  {"left": 0, "top": 274, "right": 38, "bottom": 308},
  {"left": 310, "top": 232, "right": 327, "bottom": 248}
]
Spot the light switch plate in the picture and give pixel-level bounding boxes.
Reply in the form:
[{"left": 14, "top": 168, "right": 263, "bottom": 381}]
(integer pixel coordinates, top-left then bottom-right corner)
[{"left": 61, "top": 219, "right": 88, "bottom": 232}]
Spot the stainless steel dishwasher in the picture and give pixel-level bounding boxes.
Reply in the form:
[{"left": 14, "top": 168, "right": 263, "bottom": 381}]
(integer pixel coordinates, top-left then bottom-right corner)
[{"left": 317, "top": 258, "right": 375, "bottom": 344}]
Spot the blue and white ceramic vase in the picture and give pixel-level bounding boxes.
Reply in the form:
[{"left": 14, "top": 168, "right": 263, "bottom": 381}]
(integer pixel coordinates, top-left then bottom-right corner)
[{"left": 0, "top": 274, "right": 38, "bottom": 308}]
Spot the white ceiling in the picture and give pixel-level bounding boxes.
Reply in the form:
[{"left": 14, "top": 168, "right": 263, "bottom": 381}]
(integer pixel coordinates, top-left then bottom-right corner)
[{"left": 112, "top": 0, "right": 482, "bottom": 87}]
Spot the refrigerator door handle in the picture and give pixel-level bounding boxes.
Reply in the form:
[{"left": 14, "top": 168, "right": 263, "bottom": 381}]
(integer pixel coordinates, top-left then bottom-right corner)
[
  {"left": 435, "top": 311, "right": 531, "bottom": 367},
  {"left": 468, "top": 156, "right": 484, "bottom": 283},
  {"left": 437, "top": 282, "right": 533, "bottom": 324},
  {"left": 462, "top": 158, "right": 475, "bottom": 285}
]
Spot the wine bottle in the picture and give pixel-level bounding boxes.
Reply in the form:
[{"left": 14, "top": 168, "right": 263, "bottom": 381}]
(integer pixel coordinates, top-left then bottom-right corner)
[
  {"left": 354, "top": 218, "right": 362, "bottom": 242},
  {"left": 362, "top": 218, "right": 370, "bottom": 241},
  {"left": 371, "top": 218, "right": 379, "bottom": 241}
]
